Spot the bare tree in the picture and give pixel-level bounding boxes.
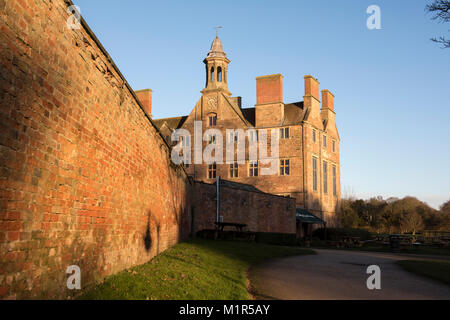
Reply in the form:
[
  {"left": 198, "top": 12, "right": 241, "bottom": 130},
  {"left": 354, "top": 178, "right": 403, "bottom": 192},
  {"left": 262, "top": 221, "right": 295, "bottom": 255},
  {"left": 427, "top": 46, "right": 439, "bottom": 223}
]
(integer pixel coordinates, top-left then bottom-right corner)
[
  {"left": 426, "top": 0, "right": 450, "bottom": 48},
  {"left": 400, "top": 211, "right": 424, "bottom": 235}
]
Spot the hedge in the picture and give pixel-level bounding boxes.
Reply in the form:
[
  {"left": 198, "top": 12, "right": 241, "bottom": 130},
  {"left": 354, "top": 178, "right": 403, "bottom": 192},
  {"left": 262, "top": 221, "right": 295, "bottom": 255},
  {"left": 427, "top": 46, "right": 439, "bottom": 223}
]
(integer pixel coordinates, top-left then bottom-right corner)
[
  {"left": 255, "top": 232, "right": 297, "bottom": 246},
  {"left": 312, "top": 228, "right": 372, "bottom": 241}
]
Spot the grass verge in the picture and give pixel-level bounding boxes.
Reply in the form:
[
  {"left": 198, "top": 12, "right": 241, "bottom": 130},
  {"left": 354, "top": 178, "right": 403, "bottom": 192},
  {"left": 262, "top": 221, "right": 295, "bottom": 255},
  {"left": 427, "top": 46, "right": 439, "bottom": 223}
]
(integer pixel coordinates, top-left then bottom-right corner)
[
  {"left": 79, "top": 238, "right": 315, "bottom": 300},
  {"left": 312, "top": 245, "right": 450, "bottom": 257},
  {"left": 397, "top": 260, "right": 450, "bottom": 286}
]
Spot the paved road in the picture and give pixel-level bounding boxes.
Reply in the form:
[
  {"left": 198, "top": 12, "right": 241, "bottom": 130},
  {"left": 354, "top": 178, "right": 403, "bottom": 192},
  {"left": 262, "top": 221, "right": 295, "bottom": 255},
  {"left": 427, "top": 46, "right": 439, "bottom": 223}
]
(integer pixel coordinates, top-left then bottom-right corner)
[{"left": 249, "top": 249, "right": 450, "bottom": 300}]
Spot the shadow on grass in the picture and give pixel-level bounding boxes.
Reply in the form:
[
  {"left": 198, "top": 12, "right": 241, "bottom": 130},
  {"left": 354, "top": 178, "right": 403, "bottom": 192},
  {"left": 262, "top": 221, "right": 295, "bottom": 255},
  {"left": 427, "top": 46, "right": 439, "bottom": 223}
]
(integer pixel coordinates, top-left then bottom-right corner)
[
  {"left": 79, "top": 238, "right": 315, "bottom": 300},
  {"left": 397, "top": 260, "right": 450, "bottom": 286}
]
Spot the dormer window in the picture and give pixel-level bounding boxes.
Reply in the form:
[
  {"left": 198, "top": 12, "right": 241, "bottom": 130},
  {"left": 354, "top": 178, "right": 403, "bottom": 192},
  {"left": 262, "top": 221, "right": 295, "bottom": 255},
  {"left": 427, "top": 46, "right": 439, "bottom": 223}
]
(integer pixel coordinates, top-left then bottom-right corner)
[{"left": 208, "top": 114, "right": 217, "bottom": 127}]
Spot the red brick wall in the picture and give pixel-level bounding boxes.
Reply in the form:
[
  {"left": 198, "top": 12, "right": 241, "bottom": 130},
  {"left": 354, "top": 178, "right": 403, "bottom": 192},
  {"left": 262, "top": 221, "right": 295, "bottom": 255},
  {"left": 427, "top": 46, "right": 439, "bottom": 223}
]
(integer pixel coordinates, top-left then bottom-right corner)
[
  {"left": 256, "top": 74, "right": 283, "bottom": 105},
  {"left": 193, "top": 182, "right": 296, "bottom": 234},
  {"left": 0, "top": 0, "right": 191, "bottom": 299},
  {"left": 135, "top": 89, "right": 153, "bottom": 116},
  {"left": 304, "top": 75, "right": 319, "bottom": 100}
]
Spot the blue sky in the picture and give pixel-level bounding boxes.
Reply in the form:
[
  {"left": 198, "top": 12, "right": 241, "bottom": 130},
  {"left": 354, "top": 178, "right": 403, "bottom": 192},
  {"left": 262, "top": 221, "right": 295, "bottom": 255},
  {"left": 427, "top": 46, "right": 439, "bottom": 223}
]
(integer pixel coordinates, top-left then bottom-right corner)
[{"left": 73, "top": 0, "right": 450, "bottom": 209}]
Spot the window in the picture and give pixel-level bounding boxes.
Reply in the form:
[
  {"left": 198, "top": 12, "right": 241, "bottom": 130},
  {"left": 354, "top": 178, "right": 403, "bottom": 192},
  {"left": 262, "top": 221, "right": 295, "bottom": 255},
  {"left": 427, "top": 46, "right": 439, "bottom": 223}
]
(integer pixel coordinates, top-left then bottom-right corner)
[
  {"left": 323, "top": 161, "right": 328, "bottom": 194},
  {"left": 208, "top": 134, "right": 216, "bottom": 145},
  {"left": 183, "top": 153, "right": 190, "bottom": 168},
  {"left": 332, "top": 140, "right": 336, "bottom": 153},
  {"left": 312, "top": 157, "right": 318, "bottom": 192},
  {"left": 332, "top": 165, "right": 337, "bottom": 196},
  {"left": 249, "top": 161, "right": 259, "bottom": 177},
  {"left": 210, "top": 67, "right": 215, "bottom": 83},
  {"left": 208, "top": 115, "right": 217, "bottom": 127},
  {"left": 230, "top": 162, "right": 238, "bottom": 178},
  {"left": 165, "top": 135, "right": 170, "bottom": 142},
  {"left": 280, "top": 127, "right": 290, "bottom": 139},
  {"left": 208, "top": 163, "right": 217, "bottom": 179},
  {"left": 217, "top": 67, "right": 222, "bottom": 82},
  {"left": 280, "top": 159, "right": 290, "bottom": 176},
  {"left": 249, "top": 130, "right": 258, "bottom": 143},
  {"left": 323, "top": 135, "right": 327, "bottom": 148},
  {"left": 228, "top": 131, "right": 239, "bottom": 143},
  {"left": 181, "top": 136, "right": 190, "bottom": 147},
  {"left": 312, "top": 129, "right": 317, "bottom": 143}
]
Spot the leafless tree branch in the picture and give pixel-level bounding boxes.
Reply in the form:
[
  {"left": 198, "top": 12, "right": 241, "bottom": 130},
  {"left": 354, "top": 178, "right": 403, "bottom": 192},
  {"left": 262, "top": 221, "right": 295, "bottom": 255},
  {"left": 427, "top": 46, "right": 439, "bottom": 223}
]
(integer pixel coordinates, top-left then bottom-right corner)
[{"left": 426, "top": 0, "right": 450, "bottom": 48}]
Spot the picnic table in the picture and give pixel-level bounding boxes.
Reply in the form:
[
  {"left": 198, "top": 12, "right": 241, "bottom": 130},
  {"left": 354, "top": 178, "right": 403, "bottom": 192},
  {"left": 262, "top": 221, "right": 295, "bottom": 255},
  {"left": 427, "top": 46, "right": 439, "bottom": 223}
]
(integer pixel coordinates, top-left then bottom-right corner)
[
  {"left": 215, "top": 222, "right": 247, "bottom": 232},
  {"left": 327, "top": 236, "right": 363, "bottom": 248}
]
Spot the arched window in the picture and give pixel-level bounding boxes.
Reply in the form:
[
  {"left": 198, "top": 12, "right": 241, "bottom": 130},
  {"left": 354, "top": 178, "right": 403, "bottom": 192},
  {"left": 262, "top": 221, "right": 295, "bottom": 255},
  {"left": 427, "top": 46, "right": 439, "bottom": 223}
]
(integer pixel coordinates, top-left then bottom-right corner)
[
  {"left": 217, "top": 67, "right": 222, "bottom": 82},
  {"left": 210, "top": 67, "right": 215, "bottom": 82}
]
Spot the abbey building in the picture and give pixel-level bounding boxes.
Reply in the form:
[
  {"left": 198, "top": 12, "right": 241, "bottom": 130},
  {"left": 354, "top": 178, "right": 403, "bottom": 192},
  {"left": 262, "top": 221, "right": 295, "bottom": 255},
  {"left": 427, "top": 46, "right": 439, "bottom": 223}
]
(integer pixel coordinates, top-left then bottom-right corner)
[{"left": 149, "top": 36, "right": 341, "bottom": 225}]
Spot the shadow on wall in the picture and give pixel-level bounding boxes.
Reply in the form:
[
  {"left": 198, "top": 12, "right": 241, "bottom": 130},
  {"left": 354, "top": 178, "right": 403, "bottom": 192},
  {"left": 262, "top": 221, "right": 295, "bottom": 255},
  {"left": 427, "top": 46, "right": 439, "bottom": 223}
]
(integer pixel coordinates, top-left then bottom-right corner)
[
  {"left": 305, "top": 191, "right": 340, "bottom": 227},
  {"left": 143, "top": 212, "right": 153, "bottom": 252}
]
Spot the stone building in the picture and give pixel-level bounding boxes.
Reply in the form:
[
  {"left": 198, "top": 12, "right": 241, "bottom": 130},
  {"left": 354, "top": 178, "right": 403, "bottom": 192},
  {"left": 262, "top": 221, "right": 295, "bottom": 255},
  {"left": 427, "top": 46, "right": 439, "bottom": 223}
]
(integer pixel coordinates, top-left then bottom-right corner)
[{"left": 151, "top": 36, "right": 341, "bottom": 226}]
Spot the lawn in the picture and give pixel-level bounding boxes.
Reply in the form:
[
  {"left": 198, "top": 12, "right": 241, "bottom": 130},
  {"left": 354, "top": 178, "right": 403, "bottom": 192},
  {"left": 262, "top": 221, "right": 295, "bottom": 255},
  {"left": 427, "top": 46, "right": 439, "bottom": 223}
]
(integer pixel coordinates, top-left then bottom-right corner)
[
  {"left": 397, "top": 260, "right": 450, "bottom": 286},
  {"left": 312, "top": 244, "right": 450, "bottom": 257},
  {"left": 79, "top": 238, "right": 315, "bottom": 300}
]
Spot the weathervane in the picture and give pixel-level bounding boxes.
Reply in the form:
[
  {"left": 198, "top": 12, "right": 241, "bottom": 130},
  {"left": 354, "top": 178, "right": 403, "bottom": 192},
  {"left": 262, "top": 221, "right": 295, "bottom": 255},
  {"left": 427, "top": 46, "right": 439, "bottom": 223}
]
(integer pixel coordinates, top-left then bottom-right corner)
[{"left": 215, "top": 26, "right": 223, "bottom": 37}]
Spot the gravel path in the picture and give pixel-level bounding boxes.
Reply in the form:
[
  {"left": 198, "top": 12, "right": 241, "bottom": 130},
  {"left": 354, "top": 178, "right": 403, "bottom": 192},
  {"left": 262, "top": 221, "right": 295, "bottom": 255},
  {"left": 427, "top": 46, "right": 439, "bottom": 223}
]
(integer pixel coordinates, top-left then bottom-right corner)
[{"left": 249, "top": 249, "right": 450, "bottom": 300}]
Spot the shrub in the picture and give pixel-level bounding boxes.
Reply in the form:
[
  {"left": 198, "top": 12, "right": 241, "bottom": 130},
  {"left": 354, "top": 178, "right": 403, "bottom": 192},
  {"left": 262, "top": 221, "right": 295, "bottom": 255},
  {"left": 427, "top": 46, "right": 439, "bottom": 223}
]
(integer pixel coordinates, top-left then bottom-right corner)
[{"left": 312, "top": 228, "right": 372, "bottom": 241}]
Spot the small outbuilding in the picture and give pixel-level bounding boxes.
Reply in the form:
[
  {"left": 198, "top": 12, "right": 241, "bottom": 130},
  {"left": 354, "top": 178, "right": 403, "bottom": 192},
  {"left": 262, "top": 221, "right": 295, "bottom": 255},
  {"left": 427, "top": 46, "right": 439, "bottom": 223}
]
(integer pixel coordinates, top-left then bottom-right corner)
[{"left": 296, "top": 208, "right": 326, "bottom": 240}]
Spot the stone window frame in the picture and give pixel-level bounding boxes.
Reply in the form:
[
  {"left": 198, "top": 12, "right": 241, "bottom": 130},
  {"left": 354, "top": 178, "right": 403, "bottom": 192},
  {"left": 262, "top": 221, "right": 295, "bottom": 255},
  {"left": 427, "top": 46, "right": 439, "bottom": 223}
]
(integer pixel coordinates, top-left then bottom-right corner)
[
  {"left": 217, "top": 66, "right": 223, "bottom": 82},
  {"left": 208, "top": 134, "right": 217, "bottom": 145},
  {"left": 332, "top": 164, "right": 337, "bottom": 197},
  {"left": 181, "top": 135, "right": 191, "bottom": 147},
  {"left": 183, "top": 152, "right": 190, "bottom": 169},
  {"left": 208, "top": 163, "right": 217, "bottom": 179},
  {"left": 323, "top": 160, "right": 328, "bottom": 195},
  {"left": 208, "top": 113, "right": 217, "bottom": 127},
  {"left": 228, "top": 131, "right": 239, "bottom": 143},
  {"left": 280, "top": 158, "right": 291, "bottom": 176},
  {"left": 210, "top": 67, "right": 215, "bottom": 83},
  {"left": 312, "top": 156, "right": 318, "bottom": 192},
  {"left": 248, "top": 130, "right": 258, "bottom": 143},
  {"left": 279, "top": 127, "right": 290, "bottom": 139},
  {"left": 323, "top": 135, "right": 327, "bottom": 149},
  {"left": 229, "top": 162, "right": 239, "bottom": 178},
  {"left": 312, "top": 129, "right": 317, "bottom": 143},
  {"left": 249, "top": 161, "right": 259, "bottom": 177}
]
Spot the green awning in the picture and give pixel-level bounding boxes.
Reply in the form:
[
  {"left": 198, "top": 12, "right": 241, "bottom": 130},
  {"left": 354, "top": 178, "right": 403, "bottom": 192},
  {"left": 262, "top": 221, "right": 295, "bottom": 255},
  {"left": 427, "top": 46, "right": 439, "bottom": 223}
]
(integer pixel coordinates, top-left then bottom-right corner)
[{"left": 296, "top": 208, "right": 326, "bottom": 225}]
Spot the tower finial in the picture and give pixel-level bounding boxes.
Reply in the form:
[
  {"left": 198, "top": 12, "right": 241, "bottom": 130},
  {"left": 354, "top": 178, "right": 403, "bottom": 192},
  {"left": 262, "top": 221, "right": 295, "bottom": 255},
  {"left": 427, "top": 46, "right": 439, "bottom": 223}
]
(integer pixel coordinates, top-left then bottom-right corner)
[{"left": 215, "top": 26, "right": 223, "bottom": 38}]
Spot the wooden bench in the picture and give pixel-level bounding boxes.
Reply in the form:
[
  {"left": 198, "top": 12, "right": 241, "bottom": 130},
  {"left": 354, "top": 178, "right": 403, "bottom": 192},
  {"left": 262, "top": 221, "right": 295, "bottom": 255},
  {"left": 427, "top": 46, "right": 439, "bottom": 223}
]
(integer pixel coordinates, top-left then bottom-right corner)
[{"left": 215, "top": 222, "right": 247, "bottom": 232}]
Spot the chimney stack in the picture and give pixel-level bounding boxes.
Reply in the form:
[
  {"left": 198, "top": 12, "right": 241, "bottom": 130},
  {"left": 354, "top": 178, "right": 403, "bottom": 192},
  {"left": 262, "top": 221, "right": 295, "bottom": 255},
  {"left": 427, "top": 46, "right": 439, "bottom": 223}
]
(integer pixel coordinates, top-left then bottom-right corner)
[
  {"left": 135, "top": 89, "right": 153, "bottom": 117},
  {"left": 304, "top": 75, "right": 319, "bottom": 101},
  {"left": 256, "top": 74, "right": 283, "bottom": 105},
  {"left": 322, "top": 90, "right": 334, "bottom": 111}
]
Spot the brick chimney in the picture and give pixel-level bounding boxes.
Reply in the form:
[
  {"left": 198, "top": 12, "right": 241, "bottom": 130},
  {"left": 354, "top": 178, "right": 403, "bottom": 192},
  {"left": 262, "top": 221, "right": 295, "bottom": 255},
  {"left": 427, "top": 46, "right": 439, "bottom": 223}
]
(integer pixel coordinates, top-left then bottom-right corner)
[
  {"left": 304, "top": 75, "right": 319, "bottom": 101},
  {"left": 256, "top": 74, "right": 283, "bottom": 104},
  {"left": 322, "top": 90, "right": 334, "bottom": 111},
  {"left": 135, "top": 89, "right": 153, "bottom": 117}
]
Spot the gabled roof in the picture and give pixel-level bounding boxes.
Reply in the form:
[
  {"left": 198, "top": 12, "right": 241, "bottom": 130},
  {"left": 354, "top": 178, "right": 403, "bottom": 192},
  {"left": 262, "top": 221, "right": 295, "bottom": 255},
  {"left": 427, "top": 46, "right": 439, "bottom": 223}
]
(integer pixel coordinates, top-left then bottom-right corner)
[
  {"left": 153, "top": 116, "right": 188, "bottom": 131},
  {"left": 282, "top": 102, "right": 306, "bottom": 126},
  {"left": 152, "top": 101, "right": 308, "bottom": 131}
]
